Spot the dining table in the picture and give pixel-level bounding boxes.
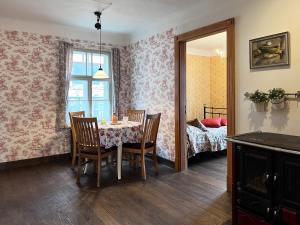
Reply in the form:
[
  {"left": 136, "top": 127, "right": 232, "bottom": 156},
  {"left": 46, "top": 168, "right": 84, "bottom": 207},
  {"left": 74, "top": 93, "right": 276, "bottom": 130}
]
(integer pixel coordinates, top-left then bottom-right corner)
[{"left": 98, "top": 121, "right": 143, "bottom": 180}]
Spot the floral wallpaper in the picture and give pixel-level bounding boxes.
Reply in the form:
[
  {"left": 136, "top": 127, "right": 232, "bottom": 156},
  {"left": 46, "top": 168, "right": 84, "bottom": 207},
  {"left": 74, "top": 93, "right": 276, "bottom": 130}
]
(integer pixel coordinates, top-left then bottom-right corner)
[
  {"left": 119, "top": 48, "right": 132, "bottom": 118},
  {"left": 120, "top": 29, "right": 176, "bottom": 161},
  {"left": 186, "top": 54, "right": 227, "bottom": 121},
  {"left": 0, "top": 27, "right": 176, "bottom": 163},
  {"left": 0, "top": 29, "right": 120, "bottom": 163},
  {"left": 186, "top": 55, "right": 211, "bottom": 121}
]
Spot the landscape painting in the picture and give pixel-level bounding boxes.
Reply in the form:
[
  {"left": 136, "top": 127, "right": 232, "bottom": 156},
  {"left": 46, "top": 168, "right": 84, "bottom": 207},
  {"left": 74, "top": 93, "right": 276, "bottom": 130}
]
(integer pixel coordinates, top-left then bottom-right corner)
[{"left": 250, "top": 32, "right": 290, "bottom": 69}]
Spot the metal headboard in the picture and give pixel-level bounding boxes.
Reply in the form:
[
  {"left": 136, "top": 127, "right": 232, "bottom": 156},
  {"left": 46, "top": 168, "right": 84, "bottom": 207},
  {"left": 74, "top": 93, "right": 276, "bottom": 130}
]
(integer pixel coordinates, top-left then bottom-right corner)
[{"left": 203, "top": 104, "right": 227, "bottom": 119}]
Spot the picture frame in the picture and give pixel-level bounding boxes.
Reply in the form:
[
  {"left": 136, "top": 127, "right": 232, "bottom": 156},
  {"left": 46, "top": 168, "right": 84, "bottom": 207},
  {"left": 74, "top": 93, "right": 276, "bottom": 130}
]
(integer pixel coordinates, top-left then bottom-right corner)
[{"left": 249, "top": 32, "right": 290, "bottom": 69}]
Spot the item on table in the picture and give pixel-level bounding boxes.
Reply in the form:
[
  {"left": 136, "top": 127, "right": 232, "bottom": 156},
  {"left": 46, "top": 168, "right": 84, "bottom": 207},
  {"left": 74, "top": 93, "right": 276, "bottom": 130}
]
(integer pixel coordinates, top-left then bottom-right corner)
[
  {"left": 112, "top": 113, "right": 118, "bottom": 124},
  {"left": 101, "top": 119, "right": 107, "bottom": 125},
  {"left": 123, "top": 116, "right": 129, "bottom": 123}
]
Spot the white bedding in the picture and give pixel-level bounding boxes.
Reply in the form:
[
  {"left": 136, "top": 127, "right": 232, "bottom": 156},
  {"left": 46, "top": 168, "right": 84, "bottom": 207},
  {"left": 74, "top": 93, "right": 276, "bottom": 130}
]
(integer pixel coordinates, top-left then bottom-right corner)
[{"left": 186, "top": 125, "right": 227, "bottom": 158}]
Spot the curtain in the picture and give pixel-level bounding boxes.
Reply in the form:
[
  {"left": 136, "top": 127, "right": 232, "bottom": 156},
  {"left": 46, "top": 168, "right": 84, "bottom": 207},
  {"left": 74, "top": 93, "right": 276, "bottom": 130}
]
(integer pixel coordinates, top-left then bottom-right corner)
[
  {"left": 112, "top": 48, "right": 121, "bottom": 117},
  {"left": 56, "top": 41, "right": 73, "bottom": 129}
]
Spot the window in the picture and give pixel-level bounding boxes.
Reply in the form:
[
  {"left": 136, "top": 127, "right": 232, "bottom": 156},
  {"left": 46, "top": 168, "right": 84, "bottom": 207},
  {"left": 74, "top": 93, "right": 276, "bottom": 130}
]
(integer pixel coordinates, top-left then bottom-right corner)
[{"left": 67, "top": 50, "right": 112, "bottom": 121}]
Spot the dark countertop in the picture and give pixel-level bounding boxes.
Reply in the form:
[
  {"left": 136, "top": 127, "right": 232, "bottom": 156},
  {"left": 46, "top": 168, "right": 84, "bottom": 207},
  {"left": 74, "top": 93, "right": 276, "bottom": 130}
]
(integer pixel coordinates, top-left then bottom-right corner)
[{"left": 228, "top": 132, "right": 300, "bottom": 152}]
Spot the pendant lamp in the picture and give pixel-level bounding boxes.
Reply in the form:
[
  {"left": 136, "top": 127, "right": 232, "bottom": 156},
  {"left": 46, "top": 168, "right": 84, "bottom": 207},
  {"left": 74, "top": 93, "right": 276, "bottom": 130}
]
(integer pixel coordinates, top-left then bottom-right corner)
[{"left": 93, "top": 11, "right": 108, "bottom": 79}]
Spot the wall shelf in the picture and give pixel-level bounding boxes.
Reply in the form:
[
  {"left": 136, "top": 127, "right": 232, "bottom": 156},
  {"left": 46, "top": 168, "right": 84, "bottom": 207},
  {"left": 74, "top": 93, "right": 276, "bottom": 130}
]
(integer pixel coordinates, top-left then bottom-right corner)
[{"left": 244, "top": 91, "right": 300, "bottom": 99}]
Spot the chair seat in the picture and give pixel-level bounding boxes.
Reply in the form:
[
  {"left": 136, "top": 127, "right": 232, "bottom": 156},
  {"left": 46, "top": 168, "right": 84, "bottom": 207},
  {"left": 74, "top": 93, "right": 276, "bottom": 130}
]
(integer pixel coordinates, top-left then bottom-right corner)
[
  {"left": 80, "top": 146, "right": 117, "bottom": 155},
  {"left": 123, "top": 142, "right": 155, "bottom": 149}
]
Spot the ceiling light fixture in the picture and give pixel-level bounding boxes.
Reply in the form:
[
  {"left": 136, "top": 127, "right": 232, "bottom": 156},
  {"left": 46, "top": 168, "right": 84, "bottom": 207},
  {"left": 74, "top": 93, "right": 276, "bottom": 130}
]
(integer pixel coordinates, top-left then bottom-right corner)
[
  {"left": 215, "top": 49, "right": 225, "bottom": 58},
  {"left": 93, "top": 10, "right": 108, "bottom": 79}
]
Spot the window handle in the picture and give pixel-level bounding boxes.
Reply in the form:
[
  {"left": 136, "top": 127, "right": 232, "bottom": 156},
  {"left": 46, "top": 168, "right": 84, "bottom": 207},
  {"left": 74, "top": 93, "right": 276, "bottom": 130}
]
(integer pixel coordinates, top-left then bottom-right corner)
[{"left": 273, "top": 174, "right": 278, "bottom": 182}]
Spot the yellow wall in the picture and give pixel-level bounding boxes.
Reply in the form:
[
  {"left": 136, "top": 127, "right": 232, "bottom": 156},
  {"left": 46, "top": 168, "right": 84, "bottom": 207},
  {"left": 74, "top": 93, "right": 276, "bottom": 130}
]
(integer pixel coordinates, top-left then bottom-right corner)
[
  {"left": 186, "top": 55, "right": 211, "bottom": 120},
  {"left": 186, "top": 54, "right": 227, "bottom": 121},
  {"left": 210, "top": 56, "right": 227, "bottom": 109}
]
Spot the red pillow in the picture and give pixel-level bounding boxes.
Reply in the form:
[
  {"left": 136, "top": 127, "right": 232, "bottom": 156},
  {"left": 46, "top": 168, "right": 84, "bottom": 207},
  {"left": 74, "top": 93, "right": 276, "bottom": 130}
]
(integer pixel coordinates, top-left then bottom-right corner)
[
  {"left": 221, "top": 118, "right": 227, "bottom": 126},
  {"left": 201, "top": 118, "right": 222, "bottom": 128}
]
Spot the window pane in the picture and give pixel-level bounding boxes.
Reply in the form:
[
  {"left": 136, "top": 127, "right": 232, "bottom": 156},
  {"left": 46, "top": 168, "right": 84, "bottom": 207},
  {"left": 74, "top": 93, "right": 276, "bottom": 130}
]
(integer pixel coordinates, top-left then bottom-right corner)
[
  {"left": 87, "top": 52, "right": 92, "bottom": 76},
  {"left": 102, "top": 54, "right": 109, "bottom": 75},
  {"left": 67, "top": 80, "right": 90, "bottom": 116},
  {"left": 67, "top": 50, "right": 112, "bottom": 124},
  {"left": 72, "top": 51, "right": 87, "bottom": 76},
  {"left": 68, "top": 100, "right": 90, "bottom": 118},
  {"left": 92, "top": 80, "right": 110, "bottom": 121},
  {"left": 92, "top": 80, "right": 110, "bottom": 100},
  {"left": 92, "top": 53, "right": 109, "bottom": 76},
  {"left": 69, "top": 80, "right": 88, "bottom": 100},
  {"left": 92, "top": 101, "right": 111, "bottom": 122}
]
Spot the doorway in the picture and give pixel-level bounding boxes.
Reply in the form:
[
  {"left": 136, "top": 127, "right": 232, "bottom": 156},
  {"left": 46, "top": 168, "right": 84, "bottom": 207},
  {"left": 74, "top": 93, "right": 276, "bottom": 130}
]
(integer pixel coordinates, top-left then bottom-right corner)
[{"left": 174, "top": 19, "right": 235, "bottom": 192}]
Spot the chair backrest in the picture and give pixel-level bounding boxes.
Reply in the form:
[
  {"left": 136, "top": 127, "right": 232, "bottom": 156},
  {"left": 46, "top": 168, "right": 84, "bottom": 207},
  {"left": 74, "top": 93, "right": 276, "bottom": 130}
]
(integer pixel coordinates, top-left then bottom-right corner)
[
  {"left": 72, "top": 117, "right": 101, "bottom": 153},
  {"left": 126, "top": 109, "right": 145, "bottom": 124},
  {"left": 69, "top": 111, "right": 85, "bottom": 142},
  {"left": 142, "top": 113, "right": 161, "bottom": 146}
]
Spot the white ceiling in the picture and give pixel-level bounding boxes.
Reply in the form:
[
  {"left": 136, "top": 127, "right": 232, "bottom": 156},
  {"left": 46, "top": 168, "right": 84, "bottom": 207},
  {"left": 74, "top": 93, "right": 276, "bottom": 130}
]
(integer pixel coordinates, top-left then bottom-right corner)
[
  {"left": 0, "top": 0, "right": 241, "bottom": 37},
  {"left": 187, "top": 32, "right": 227, "bottom": 57}
]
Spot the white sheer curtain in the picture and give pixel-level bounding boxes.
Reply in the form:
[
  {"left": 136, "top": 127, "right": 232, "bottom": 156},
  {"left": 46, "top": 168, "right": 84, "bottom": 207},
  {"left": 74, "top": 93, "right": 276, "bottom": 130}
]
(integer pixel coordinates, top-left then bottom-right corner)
[{"left": 56, "top": 41, "right": 73, "bottom": 129}]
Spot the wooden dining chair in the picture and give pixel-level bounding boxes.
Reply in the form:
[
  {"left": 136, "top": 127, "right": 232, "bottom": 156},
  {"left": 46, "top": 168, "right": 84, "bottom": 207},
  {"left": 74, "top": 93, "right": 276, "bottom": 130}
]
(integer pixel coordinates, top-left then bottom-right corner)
[
  {"left": 124, "top": 109, "right": 146, "bottom": 166},
  {"left": 123, "top": 113, "right": 161, "bottom": 180},
  {"left": 69, "top": 111, "right": 85, "bottom": 169},
  {"left": 126, "top": 109, "right": 145, "bottom": 125},
  {"left": 72, "top": 117, "right": 115, "bottom": 187}
]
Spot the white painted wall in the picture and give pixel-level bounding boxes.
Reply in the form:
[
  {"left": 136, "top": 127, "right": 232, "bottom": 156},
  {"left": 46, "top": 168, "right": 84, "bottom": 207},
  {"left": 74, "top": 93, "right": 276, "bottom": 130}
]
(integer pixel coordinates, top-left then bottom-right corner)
[
  {"left": 143, "top": 0, "right": 300, "bottom": 136},
  {"left": 234, "top": 0, "right": 300, "bottom": 135},
  {"left": 0, "top": 16, "right": 130, "bottom": 46}
]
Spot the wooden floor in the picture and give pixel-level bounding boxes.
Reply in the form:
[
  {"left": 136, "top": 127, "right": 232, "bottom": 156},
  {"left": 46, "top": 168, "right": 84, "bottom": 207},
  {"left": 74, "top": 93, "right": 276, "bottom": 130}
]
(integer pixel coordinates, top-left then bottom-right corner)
[{"left": 0, "top": 155, "right": 231, "bottom": 225}]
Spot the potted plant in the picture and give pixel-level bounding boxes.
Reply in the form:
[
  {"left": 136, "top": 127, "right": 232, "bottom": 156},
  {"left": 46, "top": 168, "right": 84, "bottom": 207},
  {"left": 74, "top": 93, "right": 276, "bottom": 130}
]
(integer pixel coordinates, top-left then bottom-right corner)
[
  {"left": 245, "top": 90, "right": 269, "bottom": 112},
  {"left": 269, "top": 88, "right": 286, "bottom": 110}
]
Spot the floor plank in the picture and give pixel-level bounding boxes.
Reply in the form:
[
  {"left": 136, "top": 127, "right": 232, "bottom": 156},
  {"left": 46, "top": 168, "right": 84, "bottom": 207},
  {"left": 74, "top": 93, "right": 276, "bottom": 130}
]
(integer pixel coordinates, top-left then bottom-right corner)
[{"left": 0, "top": 155, "right": 231, "bottom": 225}]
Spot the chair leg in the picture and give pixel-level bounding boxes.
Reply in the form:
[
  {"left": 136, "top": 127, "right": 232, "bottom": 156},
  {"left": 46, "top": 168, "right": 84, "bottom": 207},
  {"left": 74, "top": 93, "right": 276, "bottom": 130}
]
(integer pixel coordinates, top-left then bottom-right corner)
[
  {"left": 129, "top": 153, "right": 134, "bottom": 168},
  {"left": 153, "top": 148, "right": 159, "bottom": 176},
  {"left": 83, "top": 158, "right": 88, "bottom": 175},
  {"left": 76, "top": 154, "right": 81, "bottom": 185},
  {"left": 94, "top": 160, "right": 98, "bottom": 175},
  {"left": 133, "top": 154, "right": 137, "bottom": 168},
  {"left": 141, "top": 153, "right": 146, "bottom": 180},
  {"left": 71, "top": 145, "right": 77, "bottom": 169},
  {"left": 97, "top": 158, "right": 101, "bottom": 188},
  {"left": 108, "top": 155, "right": 112, "bottom": 164},
  {"left": 135, "top": 155, "right": 140, "bottom": 168}
]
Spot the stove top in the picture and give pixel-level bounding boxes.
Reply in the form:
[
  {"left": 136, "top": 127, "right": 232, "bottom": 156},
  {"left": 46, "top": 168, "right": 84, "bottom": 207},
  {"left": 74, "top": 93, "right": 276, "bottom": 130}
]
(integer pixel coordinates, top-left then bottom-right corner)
[{"left": 231, "top": 132, "right": 300, "bottom": 152}]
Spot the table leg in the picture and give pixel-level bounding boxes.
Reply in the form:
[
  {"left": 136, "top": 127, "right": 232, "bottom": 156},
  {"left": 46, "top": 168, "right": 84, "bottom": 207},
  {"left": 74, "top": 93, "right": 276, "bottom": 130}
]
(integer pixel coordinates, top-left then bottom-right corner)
[{"left": 117, "top": 144, "right": 122, "bottom": 180}]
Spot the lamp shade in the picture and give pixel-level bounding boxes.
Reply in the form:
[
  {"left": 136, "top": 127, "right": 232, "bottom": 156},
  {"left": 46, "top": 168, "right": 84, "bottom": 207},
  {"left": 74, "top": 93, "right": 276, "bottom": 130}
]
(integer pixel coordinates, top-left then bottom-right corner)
[{"left": 93, "top": 68, "right": 108, "bottom": 79}]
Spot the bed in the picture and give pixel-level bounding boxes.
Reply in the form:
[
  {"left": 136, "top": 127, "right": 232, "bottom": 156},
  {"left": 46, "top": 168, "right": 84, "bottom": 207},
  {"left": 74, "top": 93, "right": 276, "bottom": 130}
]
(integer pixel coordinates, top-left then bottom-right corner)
[{"left": 187, "top": 105, "right": 227, "bottom": 158}]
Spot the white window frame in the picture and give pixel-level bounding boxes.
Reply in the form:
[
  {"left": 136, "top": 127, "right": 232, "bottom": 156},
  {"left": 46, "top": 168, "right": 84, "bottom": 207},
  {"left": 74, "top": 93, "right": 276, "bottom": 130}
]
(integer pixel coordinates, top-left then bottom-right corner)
[{"left": 69, "top": 48, "right": 113, "bottom": 118}]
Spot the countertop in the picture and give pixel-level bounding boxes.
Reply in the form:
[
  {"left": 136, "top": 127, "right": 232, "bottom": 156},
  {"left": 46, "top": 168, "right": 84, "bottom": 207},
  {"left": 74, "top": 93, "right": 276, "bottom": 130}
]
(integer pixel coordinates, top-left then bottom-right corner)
[{"left": 227, "top": 132, "right": 300, "bottom": 153}]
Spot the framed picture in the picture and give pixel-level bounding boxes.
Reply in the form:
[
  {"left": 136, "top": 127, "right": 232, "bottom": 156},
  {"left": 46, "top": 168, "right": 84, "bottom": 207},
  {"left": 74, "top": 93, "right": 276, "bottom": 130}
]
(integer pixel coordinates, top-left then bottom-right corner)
[{"left": 249, "top": 32, "right": 290, "bottom": 69}]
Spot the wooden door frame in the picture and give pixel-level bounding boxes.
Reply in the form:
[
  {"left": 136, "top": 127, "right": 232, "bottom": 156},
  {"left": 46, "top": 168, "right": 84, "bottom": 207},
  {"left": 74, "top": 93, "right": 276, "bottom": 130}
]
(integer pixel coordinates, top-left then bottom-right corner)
[{"left": 174, "top": 18, "right": 235, "bottom": 192}]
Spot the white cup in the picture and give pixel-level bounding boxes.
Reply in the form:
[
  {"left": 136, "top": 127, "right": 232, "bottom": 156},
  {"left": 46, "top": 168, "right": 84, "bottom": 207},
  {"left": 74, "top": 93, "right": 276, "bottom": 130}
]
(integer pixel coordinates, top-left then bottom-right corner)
[{"left": 123, "top": 116, "right": 129, "bottom": 123}]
